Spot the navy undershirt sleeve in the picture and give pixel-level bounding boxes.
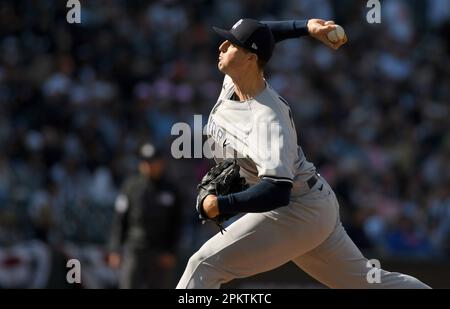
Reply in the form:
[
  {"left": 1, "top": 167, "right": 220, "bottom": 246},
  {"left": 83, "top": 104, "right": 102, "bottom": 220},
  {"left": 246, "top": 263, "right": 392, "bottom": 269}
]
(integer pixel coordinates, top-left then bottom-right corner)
[
  {"left": 217, "top": 179, "right": 292, "bottom": 214},
  {"left": 261, "top": 20, "right": 309, "bottom": 43}
]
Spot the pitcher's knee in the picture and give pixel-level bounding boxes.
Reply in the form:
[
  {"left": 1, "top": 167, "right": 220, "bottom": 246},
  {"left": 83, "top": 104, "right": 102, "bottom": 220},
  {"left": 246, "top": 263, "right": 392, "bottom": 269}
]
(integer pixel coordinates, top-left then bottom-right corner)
[
  {"left": 186, "top": 250, "right": 208, "bottom": 272},
  {"left": 181, "top": 250, "right": 232, "bottom": 288}
]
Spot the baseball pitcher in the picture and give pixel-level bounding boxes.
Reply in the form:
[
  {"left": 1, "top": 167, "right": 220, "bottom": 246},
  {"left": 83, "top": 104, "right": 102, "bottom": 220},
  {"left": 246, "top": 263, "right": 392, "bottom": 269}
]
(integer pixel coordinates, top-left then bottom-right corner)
[{"left": 176, "top": 18, "right": 431, "bottom": 289}]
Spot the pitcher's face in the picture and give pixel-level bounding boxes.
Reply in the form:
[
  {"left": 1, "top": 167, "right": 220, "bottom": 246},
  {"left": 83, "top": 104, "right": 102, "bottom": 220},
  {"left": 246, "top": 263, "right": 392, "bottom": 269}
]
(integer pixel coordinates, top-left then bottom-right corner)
[{"left": 217, "top": 40, "right": 254, "bottom": 75}]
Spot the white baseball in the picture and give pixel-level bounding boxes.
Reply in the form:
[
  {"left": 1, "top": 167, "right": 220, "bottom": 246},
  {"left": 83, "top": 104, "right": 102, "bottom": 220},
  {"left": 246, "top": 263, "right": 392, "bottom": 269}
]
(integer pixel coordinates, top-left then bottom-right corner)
[{"left": 327, "top": 25, "right": 345, "bottom": 43}]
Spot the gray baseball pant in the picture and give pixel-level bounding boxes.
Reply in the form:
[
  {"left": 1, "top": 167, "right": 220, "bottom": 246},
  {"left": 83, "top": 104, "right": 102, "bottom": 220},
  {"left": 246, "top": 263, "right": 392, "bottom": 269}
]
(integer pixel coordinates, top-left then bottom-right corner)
[{"left": 176, "top": 177, "right": 431, "bottom": 289}]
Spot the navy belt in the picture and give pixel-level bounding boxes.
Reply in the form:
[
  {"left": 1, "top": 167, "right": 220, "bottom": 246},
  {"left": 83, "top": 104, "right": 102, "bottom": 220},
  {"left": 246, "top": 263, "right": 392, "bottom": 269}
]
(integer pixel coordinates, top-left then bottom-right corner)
[{"left": 307, "top": 173, "right": 320, "bottom": 189}]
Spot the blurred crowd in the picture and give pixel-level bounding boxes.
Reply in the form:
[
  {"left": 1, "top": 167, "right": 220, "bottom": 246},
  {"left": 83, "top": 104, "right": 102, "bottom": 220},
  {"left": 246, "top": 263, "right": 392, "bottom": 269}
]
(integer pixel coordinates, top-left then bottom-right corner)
[{"left": 0, "top": 0, "right": 449, "bottom": 288}]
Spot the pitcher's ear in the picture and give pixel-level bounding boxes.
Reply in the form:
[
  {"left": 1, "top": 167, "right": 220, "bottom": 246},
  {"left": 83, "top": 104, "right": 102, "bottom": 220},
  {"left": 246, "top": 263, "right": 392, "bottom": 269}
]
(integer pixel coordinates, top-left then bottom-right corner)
[{"left": 248, "top": 52, "right": 258, "bottom": 63}]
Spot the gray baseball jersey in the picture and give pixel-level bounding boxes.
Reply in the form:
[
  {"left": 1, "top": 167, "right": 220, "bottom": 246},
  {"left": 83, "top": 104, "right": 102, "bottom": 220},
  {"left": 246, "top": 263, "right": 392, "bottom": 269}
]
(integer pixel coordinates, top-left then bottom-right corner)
[{"left": 207, "top": 74, "right": 316, "bottom": 194}]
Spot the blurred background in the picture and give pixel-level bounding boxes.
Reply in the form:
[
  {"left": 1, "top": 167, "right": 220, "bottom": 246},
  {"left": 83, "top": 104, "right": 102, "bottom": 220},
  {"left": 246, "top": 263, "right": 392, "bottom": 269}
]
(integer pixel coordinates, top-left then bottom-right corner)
[{"left": 0, "top": 0, "right": 449, "bottom": 288}]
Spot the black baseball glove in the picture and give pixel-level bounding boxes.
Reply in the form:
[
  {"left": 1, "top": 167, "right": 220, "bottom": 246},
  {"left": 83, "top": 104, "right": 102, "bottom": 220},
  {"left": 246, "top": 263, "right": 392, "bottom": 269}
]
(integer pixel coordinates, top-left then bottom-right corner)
[{"left": 196, "top": 159, "right": 248, "bottom": 234}]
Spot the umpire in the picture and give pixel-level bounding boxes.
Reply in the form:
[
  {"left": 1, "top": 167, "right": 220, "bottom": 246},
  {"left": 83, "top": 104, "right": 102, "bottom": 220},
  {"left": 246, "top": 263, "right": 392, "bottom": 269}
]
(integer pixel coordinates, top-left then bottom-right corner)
[{"left": 108, "top": 143, "right": 182, "bottom": 289}]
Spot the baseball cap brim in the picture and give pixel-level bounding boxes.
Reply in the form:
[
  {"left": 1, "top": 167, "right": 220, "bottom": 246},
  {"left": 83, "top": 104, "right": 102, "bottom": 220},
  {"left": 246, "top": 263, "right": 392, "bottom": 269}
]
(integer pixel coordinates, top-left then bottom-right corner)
[{"left": 213, "top": 27, "right": 248, "bottom": 50}]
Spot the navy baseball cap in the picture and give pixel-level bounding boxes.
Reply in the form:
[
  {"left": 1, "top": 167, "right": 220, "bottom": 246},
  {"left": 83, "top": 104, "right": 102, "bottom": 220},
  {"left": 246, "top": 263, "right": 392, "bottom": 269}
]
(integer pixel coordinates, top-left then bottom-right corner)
[{"left": 213, "top": 18, "right": 275, "bottom": 62}]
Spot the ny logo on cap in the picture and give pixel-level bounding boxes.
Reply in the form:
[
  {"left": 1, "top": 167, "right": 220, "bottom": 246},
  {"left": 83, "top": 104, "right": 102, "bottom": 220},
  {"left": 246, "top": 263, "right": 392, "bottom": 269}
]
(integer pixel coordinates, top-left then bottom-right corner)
[
  {"left": 251, "top": 43, "right": 258, "bottom": 50},
  {"left": 232, "top": 19, "right": 243, "bottom": 30}
]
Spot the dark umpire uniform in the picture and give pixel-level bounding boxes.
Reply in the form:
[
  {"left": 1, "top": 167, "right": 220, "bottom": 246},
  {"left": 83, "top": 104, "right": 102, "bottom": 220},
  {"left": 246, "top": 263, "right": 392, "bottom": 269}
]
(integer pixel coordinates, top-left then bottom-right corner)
[{"left": 108, "top": 143, "right": 182, "bottom": 288}]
